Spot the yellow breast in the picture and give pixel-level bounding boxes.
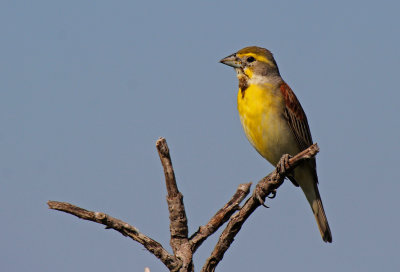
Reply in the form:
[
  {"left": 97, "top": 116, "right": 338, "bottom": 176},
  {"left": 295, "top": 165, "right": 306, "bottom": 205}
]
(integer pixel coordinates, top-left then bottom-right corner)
[{"left": 237, "top": 83, "right": 291, "bottom": 164}]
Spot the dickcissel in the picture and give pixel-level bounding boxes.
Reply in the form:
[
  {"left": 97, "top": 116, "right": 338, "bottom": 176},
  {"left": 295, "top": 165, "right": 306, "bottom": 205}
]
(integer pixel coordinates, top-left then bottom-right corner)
[{"left": 220, "top": 46, "right": 332, "bottom": 243}]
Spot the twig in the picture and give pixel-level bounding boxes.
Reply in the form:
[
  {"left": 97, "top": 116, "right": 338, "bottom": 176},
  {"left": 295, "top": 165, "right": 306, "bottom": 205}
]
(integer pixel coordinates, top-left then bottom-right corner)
[
  {"left": 156, "top": 137, "right": 179, "bottom": 198},
  {"left": 201, "top": 144, "right": 319, "bottom": 272},
  {"left": 47, "top": 201, "right": 180, "bottom": 271},
  {"left": 156, "top": 138, "right": 192, "bottom": 271},
  {"left": 189, "top": 183, "right": 251, "bottom": 252}
]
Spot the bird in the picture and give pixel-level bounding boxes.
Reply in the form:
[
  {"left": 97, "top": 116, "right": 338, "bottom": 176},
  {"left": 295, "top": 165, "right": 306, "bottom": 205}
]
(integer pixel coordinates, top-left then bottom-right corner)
[{"left": 220, "top": 46, "right": 332, "bottom": 243}]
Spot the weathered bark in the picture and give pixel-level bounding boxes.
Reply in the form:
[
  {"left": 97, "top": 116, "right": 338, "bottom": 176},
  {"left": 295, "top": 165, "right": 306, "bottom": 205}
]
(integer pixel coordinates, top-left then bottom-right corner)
[{"left": 48, "top": 138, "right": 319, "bottom": 272}]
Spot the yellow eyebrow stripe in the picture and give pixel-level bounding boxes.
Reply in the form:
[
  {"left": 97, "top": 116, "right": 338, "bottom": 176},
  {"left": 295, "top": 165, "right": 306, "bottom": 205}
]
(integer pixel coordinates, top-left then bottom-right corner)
[{"left": 237, "top": 53, "right": 273, "bottom": 66}]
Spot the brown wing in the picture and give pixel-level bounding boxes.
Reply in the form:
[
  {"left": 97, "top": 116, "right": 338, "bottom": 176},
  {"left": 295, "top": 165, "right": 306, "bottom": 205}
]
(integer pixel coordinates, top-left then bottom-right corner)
[{"left": 279, "top": 82, "right": 318, "bottom": 183}]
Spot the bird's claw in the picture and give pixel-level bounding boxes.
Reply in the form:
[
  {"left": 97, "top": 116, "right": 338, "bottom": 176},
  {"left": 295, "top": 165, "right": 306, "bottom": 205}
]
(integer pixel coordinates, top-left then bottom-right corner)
[
  {"left": 255, "top": 190, "right": 269, "bottom": 208},
  {"left": 267, "top": 189, "right": 277, "bottom": 199},
  {"left": 277, "top": 154, "right": 292, "bottom": 175}
]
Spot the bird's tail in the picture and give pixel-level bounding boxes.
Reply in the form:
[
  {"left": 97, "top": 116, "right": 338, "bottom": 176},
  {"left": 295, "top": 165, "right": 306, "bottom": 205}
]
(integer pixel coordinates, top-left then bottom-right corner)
[
  {"left": 310, "top": 187, "right": 332, "bottom": 243},
  {"left": 295, "top": 164, "right": 332, "bottom": 243}
]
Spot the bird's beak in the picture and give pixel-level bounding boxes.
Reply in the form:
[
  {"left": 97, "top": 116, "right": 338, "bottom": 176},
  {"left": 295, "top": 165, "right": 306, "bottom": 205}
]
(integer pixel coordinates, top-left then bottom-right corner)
[{"left": 219, "top": 54, "right": 242, "bottom": 68}]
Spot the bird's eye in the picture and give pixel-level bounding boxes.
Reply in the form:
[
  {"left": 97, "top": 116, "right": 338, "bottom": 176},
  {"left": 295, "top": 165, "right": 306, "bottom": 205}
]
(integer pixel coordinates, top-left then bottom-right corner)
[{"left": 247, "top": 56, "right": 255, "bottom": 63}]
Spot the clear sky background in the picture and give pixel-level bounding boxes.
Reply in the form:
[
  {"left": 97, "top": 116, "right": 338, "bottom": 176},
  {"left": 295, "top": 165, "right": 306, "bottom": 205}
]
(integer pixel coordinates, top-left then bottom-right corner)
[{"left": 1, "top": 1, "right": 399, "bottom": 271}]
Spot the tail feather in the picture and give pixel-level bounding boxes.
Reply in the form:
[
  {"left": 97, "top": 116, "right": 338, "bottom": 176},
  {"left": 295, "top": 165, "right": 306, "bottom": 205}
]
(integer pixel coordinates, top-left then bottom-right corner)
[
  {"left": 312, "top": 196, "right": 332, "bottom": 243},
  {"left": 294, "top": 163, "right": 332, "bottom": 243}
]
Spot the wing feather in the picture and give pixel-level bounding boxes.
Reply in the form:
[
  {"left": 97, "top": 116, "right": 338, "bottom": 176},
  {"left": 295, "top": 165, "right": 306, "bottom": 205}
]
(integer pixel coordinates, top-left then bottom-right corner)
[{"left": 279, "top": 82, "right": 318, "bottom": 182}]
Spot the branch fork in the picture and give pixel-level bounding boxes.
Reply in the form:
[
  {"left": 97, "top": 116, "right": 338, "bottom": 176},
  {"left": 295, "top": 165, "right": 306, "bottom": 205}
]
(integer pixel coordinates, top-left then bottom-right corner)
[{"left": 48, "top": 137, "right": 319, "bottom": 272}]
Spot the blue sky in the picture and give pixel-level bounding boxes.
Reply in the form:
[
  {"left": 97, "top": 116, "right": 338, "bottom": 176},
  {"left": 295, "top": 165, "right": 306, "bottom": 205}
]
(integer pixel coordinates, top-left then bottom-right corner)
[{"left": 1, "top": 1, "right": 399, "bottom": 271}]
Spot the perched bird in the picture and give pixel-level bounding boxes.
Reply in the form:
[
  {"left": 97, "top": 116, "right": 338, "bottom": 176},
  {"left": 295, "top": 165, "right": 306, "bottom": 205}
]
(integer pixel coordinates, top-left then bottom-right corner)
[{"left": 220, "top": 46, "right": 332, "bottom": 243}]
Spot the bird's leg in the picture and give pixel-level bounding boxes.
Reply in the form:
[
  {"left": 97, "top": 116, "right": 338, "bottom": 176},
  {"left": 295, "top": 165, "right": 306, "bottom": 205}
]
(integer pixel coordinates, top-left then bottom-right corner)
[
  {"left": 267, "top": 154, "right": 292, "bottom": 199},
  {"left": 254, "top": 154, "right": 292, "bottom": 207},
  {"left": 276, "top": 154, "right": 292, "bottom": 175}
]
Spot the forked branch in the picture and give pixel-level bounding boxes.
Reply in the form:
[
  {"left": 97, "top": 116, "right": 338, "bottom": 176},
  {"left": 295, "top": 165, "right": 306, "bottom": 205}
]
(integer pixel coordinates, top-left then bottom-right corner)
[{"left": 48, "top": 138, "right": 319, "bottom": 272}]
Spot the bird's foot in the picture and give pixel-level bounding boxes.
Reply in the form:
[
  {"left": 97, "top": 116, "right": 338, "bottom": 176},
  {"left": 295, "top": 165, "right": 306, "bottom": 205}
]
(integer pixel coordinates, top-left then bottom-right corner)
[
  {"left": 254, "top": 187, "right": 269, "bottom": 208},
  {"left": 277, "top": 154, "right": 292, "bottom": 175}
]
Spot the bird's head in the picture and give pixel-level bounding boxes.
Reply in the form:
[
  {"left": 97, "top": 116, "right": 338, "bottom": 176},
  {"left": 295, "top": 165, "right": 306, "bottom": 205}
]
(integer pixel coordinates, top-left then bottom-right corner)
[{"left": 220, "top": 46, "right": 280, "bottom": 81}]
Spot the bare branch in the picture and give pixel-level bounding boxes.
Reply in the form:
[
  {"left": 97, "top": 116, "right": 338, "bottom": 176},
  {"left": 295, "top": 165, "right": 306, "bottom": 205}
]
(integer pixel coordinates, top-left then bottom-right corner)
[
  {"left": 201, "top": 144, "right": 319, "bottom": 272},
  {"left": 189, "top": 183, "right": 251, "bottom": 252},
  {"left": 156, "top": 138, "right": 192, "bottom": 271},
  {"left": 48, "top": 139, "right": 320, "bottom": 272},
  {"left": 156, "top": 137, "right": 179, "bottom": 198},
  {"left": 47, "top": 201, "right": 180, "bottom": 271}
]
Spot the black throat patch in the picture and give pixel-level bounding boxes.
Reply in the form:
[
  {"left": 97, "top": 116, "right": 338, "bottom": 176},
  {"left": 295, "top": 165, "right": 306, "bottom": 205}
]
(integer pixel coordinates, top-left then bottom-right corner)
[{"left": 239, "top": 77, "right": 248, "bottom": 98}]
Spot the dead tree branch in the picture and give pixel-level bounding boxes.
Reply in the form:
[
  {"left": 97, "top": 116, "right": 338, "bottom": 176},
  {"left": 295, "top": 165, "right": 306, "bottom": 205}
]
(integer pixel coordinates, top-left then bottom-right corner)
[
  {"left": 48, "top": 138, "right": 319, "bottom": 272},
  {"left": 201, "top": 144, "right": 319, "bottom": 272},
  {"left": 189, "top": 182, "right": 251, "bottom": 253},
  {"left": 156, "top": 138, "right": 192, "bottom": 271},
  {"left": 47, "top": 201, "right": 180, "bottom": 270}
]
